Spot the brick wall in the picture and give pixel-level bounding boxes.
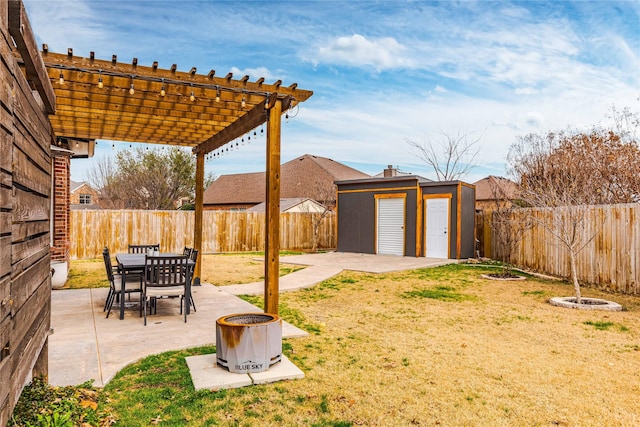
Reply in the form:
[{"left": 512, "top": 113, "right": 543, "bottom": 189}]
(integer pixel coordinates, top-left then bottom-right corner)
[{"left": 51, "top": 155, "right": 70, "bottom": 262}]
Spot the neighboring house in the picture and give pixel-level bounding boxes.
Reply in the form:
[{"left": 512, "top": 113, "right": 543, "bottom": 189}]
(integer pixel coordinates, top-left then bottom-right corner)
[
  {"left": 70, "top": 180, "right": 102, "bottom": 210},
  {"left": 247, "top": 198, "right": 327, "bottom": 213},
  {"left": 473, "top": 176, "right": 518, "bottom": 211},
  {"left": 203, "top": 154, "right": 370, "bottom": 210}
]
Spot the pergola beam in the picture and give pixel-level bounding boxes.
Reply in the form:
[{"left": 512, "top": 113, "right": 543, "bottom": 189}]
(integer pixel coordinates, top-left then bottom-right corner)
[
  {"left": 193, "top": 98, "right": 269, "bottom": 154},
  {"left": 264, "top": 98, "right": 283, "bottom": 315},
  {"left": 8, "top": 1, "right": 56, "bottom": 113}
]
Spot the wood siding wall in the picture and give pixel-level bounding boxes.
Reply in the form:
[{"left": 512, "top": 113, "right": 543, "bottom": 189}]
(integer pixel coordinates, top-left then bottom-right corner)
[
  {"left": 1, "top": 1, "right": 53, "bottom": 424},
  {"left": 477, "top": 204, "right": 639, "bottom": 294},
  {"left": 69, "top": 210, "right": 337, "bottom": 259}
]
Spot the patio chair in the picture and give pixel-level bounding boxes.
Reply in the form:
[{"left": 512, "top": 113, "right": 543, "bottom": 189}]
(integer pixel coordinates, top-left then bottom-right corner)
[
  {"left": 187, "top": 249, "right": 198, "bottom": 312},
  {"left": 103, "top": 247, "right": 143, "bottom": 318},
  {"left": 128, "top": 244, "right": 160, "bottom": 254},
  {"left": 142, "top": 255, "right": 190, "bottom": 325},
  {"left": 183, "top": 246, "right": 193, "bottom": 257}
]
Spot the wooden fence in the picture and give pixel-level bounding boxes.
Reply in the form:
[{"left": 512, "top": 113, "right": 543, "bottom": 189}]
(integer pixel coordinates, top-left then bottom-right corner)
[
  {"left": 477, "top": 204, "right": 639, "bottom": 294},
  {"left": 70, "top": 210, "right": 337, "bottom": 259}
]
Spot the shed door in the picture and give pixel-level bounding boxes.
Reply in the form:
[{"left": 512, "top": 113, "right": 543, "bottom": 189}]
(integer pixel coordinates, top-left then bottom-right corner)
[
  {"left": 377, "top": 197, "right": 405, "bottom": 256},
  {"left": 425, "top": 198, "right": 449, "bottom": 258}
]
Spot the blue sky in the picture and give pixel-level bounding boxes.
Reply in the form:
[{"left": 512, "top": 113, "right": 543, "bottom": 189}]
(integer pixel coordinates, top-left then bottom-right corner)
[{"left": 23, "top": 0, "right": 640, "bottom": 183}]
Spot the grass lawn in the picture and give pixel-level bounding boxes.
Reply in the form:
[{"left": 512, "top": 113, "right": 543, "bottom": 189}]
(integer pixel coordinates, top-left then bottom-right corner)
[{"left": 14, "top": 257, "right": 640, "bottom": 426}]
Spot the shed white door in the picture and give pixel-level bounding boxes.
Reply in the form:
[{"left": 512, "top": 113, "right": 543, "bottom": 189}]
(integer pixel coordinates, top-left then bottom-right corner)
[
  {"left": 425, "top": 198, "right": 449, "bottom": 258},
  {"left": 377, "top": 197, "right": 405, "bottom": 256}
]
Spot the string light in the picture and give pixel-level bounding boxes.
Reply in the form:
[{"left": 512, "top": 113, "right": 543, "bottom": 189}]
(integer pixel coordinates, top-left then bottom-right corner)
[
  {"left": 215, "top": 87, "right": 221, "bottom": 103},
  {"left": 241, "top": 92, "right": 246, "bottom": 108},
  {"left": 97, "top": 71, "right": 103, "bottom": 89},
  {"left": 160, "top": 78, "right": 166, "bottom": 97},
  {"left": 129, "top": 80, "right": 135, "bottom": 95},
  {"left": 189, "top": 84, "right": 195, "bottom": 102},
  {"left": 58, "top": 72, "right": 64, "bottom": 85}
]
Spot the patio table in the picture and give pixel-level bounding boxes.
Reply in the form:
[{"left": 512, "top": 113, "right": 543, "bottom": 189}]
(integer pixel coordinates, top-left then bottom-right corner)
[{"left": 115, "top": 253, "right": 194, "bottom": 320}]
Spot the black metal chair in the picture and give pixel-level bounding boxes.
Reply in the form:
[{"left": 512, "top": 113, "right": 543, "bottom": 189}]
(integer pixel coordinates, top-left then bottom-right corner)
[
  {"left": 142, "top": 255, "right": 190, "bottom": 325},
  {"left": 183, "top": 246, "right": 193, "bottom": 257},
  {"left": 102, "top": 247, "right": 142, "bottom": 318},
  {"left": 128, "top": 244, "right": 160, "bottom": 254},
  {"left": 187, "top": 249, "right": 198, "bottom": 312}
]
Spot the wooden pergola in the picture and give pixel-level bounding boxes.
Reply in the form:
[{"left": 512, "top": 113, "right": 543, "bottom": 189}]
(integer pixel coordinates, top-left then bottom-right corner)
[{"left": 39, "top": 47, "right": 313, "bottom": 314}]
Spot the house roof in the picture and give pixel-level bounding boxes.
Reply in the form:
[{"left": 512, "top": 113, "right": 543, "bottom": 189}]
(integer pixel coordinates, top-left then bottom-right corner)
[
  {"left": 247, "top": 198, "right": 324, "bottom": 213},
  {"left": 70, "top": 180, "right": 91, "bottom": 193},
  {"left": 204, "top": 154, "right": 370, "bottom": 205},
  {"left": 473, "top": 176, "right": 518, "bottom": 201}
]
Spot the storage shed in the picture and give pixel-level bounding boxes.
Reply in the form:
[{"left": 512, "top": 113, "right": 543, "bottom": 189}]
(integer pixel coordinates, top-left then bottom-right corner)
[{"left": 336, "top": 176, "right": 476, "bottom": 259}]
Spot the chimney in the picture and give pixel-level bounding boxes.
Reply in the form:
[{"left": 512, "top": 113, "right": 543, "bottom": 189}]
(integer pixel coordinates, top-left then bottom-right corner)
[{"left": 384, "top": 165, "right": 397, "bottom": 177}]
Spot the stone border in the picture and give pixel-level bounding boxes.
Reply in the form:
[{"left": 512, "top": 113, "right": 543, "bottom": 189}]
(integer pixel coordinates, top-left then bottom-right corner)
[{"left": 549, "top": 297, "right": 622, "bottom": 311}]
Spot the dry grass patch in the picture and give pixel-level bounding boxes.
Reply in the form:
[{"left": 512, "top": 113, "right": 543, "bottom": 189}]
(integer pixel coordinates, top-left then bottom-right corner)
[{"left": 270, "top": 265, "right": 640, "bottom": 426}]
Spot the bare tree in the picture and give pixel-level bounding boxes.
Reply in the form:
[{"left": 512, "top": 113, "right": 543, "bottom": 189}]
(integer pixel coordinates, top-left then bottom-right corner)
[
  {"left": 486, "top": 178, "right": 532, "bottom": 276},
  {"left": 301, "top": 183, "right": 337, "bottom": 253},
  {"left": 507, "top": 122, "right": 640, "bottom": 303},
  {"left": 406, "top": 130, "right": 481, "bottom": 181}
]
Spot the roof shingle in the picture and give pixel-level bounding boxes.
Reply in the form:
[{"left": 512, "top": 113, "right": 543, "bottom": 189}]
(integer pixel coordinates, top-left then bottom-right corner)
[{"left": 204, "top": 154, "right": 370, "bottom": 205}]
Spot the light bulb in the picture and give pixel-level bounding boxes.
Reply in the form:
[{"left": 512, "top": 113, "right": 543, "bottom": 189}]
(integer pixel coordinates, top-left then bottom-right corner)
[
  {"left": 160, "top": 79, "right": 166, "bottom": 97},
  {"left": 190, "top": 91, "right": 195, "bottom": 102},
  {"left": 97, "top": 77, "right": 103, "bottom": 89},
  {"left": 129, "top": 83, "right": 135, "bottom": 95},
  {"left": 58, "top": 72, "right": 64, "bottom": 85},
  {"left": 241, "top": 95, "right": 246, "bottom": 108},
  {"left": 215, "top": 87, "right": 220, "bottom": 102}
]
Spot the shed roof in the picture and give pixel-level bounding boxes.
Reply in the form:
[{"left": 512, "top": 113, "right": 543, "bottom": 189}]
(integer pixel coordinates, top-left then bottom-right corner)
[{"left": 204, "top": 154, "right": 369, "bottom": 205}]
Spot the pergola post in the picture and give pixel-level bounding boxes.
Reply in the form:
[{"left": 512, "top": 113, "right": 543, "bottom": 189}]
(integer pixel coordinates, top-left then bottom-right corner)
[
  {"left": 193, "top": 151, "right": 205, "bottom": 282},
  {"left": 264, "top": 99, "right": 282, "bottom": 315}
]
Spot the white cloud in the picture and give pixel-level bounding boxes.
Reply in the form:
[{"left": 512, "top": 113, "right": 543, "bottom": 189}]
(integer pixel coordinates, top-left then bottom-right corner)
[
  {"left": 229, "top": 66, "right": 277, "bottom": 81},
  {"left": 515, "top": 87, "right": 539, "bottom": 95},
  {"left": 23, "top": 0, "right": 106, "bottom": 51},
  {"left": 313, "top": 34, "right": 412, "bottom": 71}
]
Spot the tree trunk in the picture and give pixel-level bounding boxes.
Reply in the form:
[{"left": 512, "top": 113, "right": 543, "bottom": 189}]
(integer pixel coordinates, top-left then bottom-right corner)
[
  {"left": 311, "top": 219, "right": 320, "bottom": 253},
  {"left": 569, "top": 250, "right": 581, "bottom": 304}
]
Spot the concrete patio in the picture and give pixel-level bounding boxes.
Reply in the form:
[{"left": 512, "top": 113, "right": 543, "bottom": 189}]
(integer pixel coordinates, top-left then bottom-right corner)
[{"left": 49, "top": 252, "right": 457, "bottom": 388}]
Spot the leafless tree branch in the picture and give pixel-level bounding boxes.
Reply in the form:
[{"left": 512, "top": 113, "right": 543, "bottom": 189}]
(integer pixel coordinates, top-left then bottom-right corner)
[{"left": 406, "top": 129, "right": 481, "bottom": 181}]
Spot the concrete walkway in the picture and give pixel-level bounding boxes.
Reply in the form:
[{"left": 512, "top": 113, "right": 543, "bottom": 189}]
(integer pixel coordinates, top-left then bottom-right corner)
[{"left": 49, "top": 252, "right": 456, "bottom": 387}]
